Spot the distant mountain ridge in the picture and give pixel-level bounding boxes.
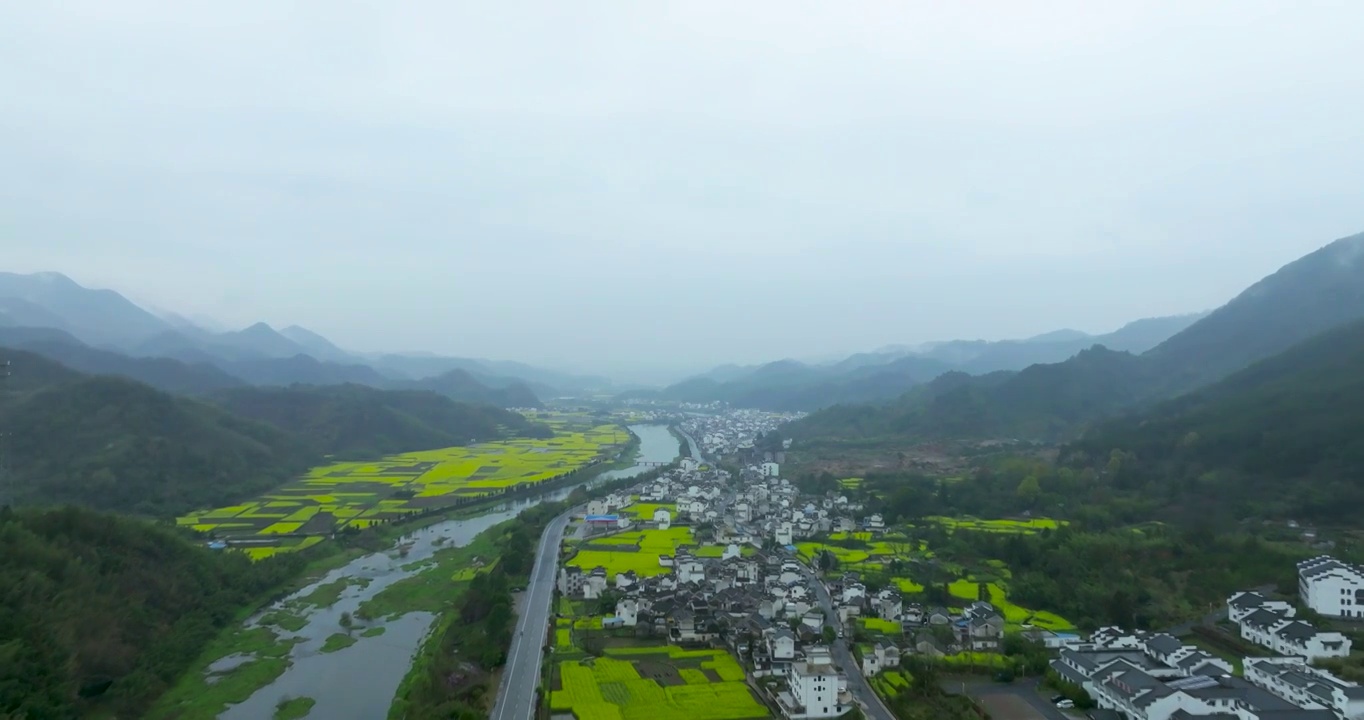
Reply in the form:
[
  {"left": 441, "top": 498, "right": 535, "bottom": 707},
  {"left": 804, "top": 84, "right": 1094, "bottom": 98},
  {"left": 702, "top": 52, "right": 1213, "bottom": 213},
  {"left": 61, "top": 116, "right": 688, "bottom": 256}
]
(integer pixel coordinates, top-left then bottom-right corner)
[
  {"left": 0, "top": 271, "right": 611, "bottom": 402},
  {"left": 650, "top": 312, "right": 1204, "bottom": 411},
  {"left": 788, "top": 230, "right": 1364, "bottom": 442}
]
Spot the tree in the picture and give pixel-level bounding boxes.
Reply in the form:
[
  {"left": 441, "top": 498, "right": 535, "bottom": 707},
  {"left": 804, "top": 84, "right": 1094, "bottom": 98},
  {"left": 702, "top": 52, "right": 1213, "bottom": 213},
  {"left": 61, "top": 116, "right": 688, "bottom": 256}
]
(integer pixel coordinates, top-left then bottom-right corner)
[
  {"left": 822, "top": 625, "right": 837, "bottom": 644},
  {"left": 339, "top": 611, "right": 354, "bottom": 633},
  {"left": 1015, "top": 475, "right": 1041, "bottom": 505}
]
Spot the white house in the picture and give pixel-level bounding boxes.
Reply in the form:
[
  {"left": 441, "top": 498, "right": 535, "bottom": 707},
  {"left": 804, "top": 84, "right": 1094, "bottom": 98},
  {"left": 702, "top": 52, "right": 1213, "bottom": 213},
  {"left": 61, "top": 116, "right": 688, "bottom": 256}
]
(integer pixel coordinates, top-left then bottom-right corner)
[
  {"left": 786, "top": 660, "right": 844, "bottom": 719},
  {"left": 615, "top": 599, "right": 639, "bottom": 627},
  {"left": 676, "top": 556, "right": 706, "bottom": 585},
  {"left": 1245, "top": 657, "right": 1364, "bottom": 720},
  {"left": 761, "top": 462, "right": 780, "bottom": 478},
  {"left": 1237, "top": 607, "right": 1351, "bottom": 661},
  {"left": 1300, "top": 556, "right": 1364, "bottom": 618},
  {"left": 1227, "top": 591, "right": 1296, "bottom": 624},
  {"left": 582, "top": 569, "right": 609, "bottom": 600},
  {"left": 769, "top": 628, "right": 797, "bottom": 660},
  {"left": 586, "top": 499, "right": 611, "bottom": 516},
  {"left": 723, "top": 543, "right": 742, "bottom": 560},
  {"left": 864, "top": 514, "right": 885, "bottom": 532},
  {"left": 654, "top": 509, "right": 672, "bottom": 530},
  {"left": 776, "top": 522, "right": 794, "bottom": 546}
]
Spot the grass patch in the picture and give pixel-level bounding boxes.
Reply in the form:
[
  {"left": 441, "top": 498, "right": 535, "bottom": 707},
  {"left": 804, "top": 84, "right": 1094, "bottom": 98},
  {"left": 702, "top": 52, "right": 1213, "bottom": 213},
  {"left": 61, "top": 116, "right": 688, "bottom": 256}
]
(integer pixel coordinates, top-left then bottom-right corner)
[
  {"left": 321, "top": 633, "right": 358, "bottom": 654},
  {"left": 274, "top": 696, "right": 316, "bottom": 720},
  {"left": 924, "top": 516, "right": 1065, "bottom": 534},
  {"left": 361, "top": 626, "right": 387, "bottom": 638},
  {"left": 146, "top": 626, "right": 302, "bottom": 720},
  {"left": 358, "top": 530, "right": 499, "bottom": 619},
  {"left": 259, "top": 609, "right": 309, "bottom": 632},
  {"left": 299, "top": 577, "right": 368, "bottom": 609}
]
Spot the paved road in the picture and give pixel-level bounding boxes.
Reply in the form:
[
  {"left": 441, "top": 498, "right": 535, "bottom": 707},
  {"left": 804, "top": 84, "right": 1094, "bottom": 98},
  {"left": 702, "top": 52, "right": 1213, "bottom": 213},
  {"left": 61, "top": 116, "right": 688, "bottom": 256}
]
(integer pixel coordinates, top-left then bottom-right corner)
[
  {"left": 490, "top": 509, "right": 574, "bottom": 720},
  {"left": 799, "top": 564, "right": 897, "bottom": 720}
]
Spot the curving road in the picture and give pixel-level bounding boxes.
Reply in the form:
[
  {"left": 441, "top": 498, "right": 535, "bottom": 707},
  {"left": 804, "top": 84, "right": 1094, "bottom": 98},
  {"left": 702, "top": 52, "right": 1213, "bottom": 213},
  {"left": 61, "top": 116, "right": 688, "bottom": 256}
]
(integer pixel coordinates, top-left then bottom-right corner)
[
  {"left": 799, "top": 563, "right": 897, "bottom": 720},
  {"left": 490, "top": 508, "right": 574, "bottom": 720}
]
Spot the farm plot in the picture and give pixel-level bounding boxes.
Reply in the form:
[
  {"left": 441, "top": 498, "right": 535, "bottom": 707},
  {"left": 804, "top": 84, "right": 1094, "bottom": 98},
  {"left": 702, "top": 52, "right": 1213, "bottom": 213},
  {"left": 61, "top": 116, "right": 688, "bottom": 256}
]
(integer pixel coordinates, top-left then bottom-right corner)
[
  {"left": 569, "top": 528, "right": 698, "bottom": 577},
  {"left": 550, "top": 647, "right": 766, "bottom": 720},
  {"left": 802, "top": 520, "right": 1076, "bottom": 636},
  {"left": 923, "top": 516, "right": 1065, "bottom": 534},
  {"left": 178, "top": 416, "right": 629, "bottom": 557}
]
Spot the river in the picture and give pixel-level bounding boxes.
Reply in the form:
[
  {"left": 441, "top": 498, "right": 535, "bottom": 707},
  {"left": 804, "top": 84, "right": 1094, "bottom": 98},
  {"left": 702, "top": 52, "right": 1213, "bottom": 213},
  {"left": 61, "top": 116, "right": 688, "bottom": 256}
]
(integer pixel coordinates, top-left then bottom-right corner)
[{"left": 215, "top": 424, "right": 679, "bottom": 720}]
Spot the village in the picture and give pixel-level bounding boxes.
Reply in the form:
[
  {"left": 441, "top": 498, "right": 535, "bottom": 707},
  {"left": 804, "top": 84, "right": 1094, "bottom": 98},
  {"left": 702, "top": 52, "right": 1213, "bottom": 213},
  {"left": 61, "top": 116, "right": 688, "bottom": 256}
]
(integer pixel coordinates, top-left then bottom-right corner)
[{"left": 543, "top": 414, "right": 1364, "bottom": 720}]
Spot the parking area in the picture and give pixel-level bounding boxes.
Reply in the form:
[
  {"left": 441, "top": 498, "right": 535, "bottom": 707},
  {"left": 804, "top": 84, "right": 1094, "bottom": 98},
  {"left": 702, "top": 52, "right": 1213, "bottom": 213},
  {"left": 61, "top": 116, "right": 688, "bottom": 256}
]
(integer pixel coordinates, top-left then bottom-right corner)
[
  {"left": 944, "top": 680, "right": 1073, "bottom": 720},
  {"left": 977, "top": 691, "right": 1049, "bottom": 720}
]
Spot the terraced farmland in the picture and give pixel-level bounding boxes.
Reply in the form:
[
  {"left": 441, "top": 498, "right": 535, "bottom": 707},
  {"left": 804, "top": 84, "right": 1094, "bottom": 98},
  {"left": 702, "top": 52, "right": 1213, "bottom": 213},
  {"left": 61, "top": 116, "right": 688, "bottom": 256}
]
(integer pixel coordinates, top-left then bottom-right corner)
[
  {"left": 178, "top": 417, "right": 629, "bottom": 558},
  {"left": 550, "top": 646, "right": 766, "bottom": 720}
]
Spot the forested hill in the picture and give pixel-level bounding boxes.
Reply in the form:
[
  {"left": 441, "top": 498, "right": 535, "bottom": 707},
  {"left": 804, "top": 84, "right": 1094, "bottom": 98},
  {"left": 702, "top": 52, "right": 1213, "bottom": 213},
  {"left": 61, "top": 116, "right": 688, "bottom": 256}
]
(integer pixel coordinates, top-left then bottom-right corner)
[
  {"left": 1062, "top": 318, "right": 1364, "bottom": 523},
  {"left": 787, "top": 230, "right": 1364, "bottom": 442},
  {"left": 0, "top": 348, "right": 549, "bottom": 516},
  {"left": 0, "top": 505, "right": 310, "bottom": 718},
  {"left": 2, "top": 369, "right": 315, "bottom": 516},
  {"left": 210, "top": 384, "right": 552, "bottom": 459}
]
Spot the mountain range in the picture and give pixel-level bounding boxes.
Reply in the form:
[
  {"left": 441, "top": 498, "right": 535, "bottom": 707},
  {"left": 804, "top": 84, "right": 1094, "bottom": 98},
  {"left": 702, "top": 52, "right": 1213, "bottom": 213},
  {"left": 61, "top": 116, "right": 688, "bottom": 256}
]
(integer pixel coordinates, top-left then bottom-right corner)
[
  {"left": 788, "top": 230, "right": 1364, "bottom": 443},
  {"left": 646, "top": 311, "right": 1208, "bottom": 412},
  {"left": 0, "top": 272, "right": 618, "bottom": 406}
]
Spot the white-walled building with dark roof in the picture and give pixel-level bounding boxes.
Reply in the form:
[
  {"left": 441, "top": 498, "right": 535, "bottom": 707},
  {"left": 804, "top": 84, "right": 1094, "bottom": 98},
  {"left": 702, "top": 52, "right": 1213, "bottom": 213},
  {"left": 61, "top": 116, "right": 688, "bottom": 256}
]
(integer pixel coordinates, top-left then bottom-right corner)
[{"left": 1299, "top": 556, "right": 1364, "bottom": 619}]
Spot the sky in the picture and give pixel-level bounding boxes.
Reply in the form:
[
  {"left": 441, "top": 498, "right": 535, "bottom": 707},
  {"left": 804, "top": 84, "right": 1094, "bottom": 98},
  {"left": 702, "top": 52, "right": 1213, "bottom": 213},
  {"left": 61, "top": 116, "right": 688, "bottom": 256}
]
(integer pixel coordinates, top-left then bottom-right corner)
[{"left": 4, "top": 1, "right": 1364, "bottom": 384}]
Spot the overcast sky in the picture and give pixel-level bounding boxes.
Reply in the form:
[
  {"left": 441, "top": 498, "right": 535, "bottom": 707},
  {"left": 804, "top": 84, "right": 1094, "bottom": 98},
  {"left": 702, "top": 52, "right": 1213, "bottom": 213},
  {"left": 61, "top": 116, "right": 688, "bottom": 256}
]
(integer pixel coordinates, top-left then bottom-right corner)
[{"left": 4, "top": 1, "right": 1363, "bottom": 383}]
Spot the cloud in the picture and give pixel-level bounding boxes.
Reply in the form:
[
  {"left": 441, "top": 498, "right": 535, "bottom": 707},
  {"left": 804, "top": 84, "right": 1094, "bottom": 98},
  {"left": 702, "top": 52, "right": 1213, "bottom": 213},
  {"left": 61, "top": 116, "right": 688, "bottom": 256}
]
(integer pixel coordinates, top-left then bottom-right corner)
[{"left": 3, "top": 1, "right": 1363, "bottom": 382}]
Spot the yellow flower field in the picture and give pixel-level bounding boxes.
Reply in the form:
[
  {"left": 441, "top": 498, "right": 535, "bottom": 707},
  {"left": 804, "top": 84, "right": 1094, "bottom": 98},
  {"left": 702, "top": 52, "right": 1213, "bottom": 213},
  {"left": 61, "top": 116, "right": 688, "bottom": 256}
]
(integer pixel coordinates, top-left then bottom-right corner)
[
  {"left": 178, "top": 414, "right": 629, "bottom": 558},
  {"left": 550, "top": 647, "right": 765, "bottom": 720}
]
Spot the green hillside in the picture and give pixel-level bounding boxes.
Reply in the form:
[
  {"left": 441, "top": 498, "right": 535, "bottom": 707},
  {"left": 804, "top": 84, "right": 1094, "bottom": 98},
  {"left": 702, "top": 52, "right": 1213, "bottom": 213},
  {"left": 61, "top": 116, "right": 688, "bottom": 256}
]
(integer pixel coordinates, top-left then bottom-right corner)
[
  {"left": 0, "top": 506, "right": 308, "bottom": 719},
  {"left": 209, "top": 384, "right": 551, "bottom": 459},
  {"left": 1064, "top": 318, "right": 1364, "bottom": 522}
]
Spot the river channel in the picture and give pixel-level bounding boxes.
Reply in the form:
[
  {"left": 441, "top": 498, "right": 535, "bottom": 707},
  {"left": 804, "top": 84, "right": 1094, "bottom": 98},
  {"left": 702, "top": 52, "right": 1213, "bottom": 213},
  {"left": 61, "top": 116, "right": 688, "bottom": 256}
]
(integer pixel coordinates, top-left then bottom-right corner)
[{"left": 217, "top": 423, "right": 684, "bottom": 720}]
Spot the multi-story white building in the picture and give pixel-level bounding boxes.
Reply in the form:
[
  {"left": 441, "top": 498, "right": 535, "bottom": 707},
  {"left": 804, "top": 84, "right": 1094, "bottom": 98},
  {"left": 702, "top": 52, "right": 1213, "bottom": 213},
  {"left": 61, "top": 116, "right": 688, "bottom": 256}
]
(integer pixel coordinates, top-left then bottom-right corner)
[
  {"left": 1049, "top": 631, "right": 1294, "bottom": 720},
  {"left": 1245, "top": 657, "right": 1364, "bottom": 719},
  {"left": 1236, "top": 607, "right": 1351, "bottom": 661},
  {"left": 786, "top": 660, "right": 843, "bottom": 718},
  {"left": 1227, "top": 591, "right": 1297, "bottom": 624},
  {"left": 653, "top": 508, "right": 672, "bottom": 530},
  {"left": 1299, "top": 556, "right": 1364, "bottom": 618},
  {"left": 761, "top": 462, "right": 780, "bottom": 478}
]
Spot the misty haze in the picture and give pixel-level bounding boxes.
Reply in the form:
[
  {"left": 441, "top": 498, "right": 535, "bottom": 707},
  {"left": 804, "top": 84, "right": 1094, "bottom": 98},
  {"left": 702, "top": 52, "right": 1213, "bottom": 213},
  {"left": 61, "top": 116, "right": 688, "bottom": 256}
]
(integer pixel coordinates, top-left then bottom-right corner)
[{"left": 4, "top": 4, "right": 1364, "bottom": 720}]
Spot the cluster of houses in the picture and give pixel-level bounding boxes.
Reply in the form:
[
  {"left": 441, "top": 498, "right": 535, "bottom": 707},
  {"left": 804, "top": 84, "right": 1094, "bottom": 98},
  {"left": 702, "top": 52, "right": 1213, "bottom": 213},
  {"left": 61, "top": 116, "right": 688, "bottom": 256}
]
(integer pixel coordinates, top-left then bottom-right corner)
[
  {"left": 679, "top": 410, "right": 799, "bottom": 458},
  {"left": 558, "top": 465, "right": 860, "bottom": 718},
  {"left": 554, "top": 454, "right": 1072, "bottom": 719},
  {"left": 1051, "top": 557, "right": 1364, "bottom": 720}
]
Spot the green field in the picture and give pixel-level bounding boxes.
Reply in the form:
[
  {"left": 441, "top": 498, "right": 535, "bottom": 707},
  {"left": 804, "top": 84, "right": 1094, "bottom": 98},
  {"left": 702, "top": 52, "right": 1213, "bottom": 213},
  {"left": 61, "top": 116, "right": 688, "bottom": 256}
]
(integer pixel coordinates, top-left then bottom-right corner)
[
  {"left": 924, "top": 516, "right": 1065, "bottom": 534},
  {"left": 803, "top": 518, "right": 1076, "bottom": 635},
  {"left": 177, "top": 414, "right": 628, "bottom": 559},
  {"left": 618, "top": 502, "right": 676, "bottom": 520},
  {"left": 550, "top": 646, "right": 765, "bottom": 720},
  {"left": 569, "top": 527, "right": 703, "bottom": 577}
]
